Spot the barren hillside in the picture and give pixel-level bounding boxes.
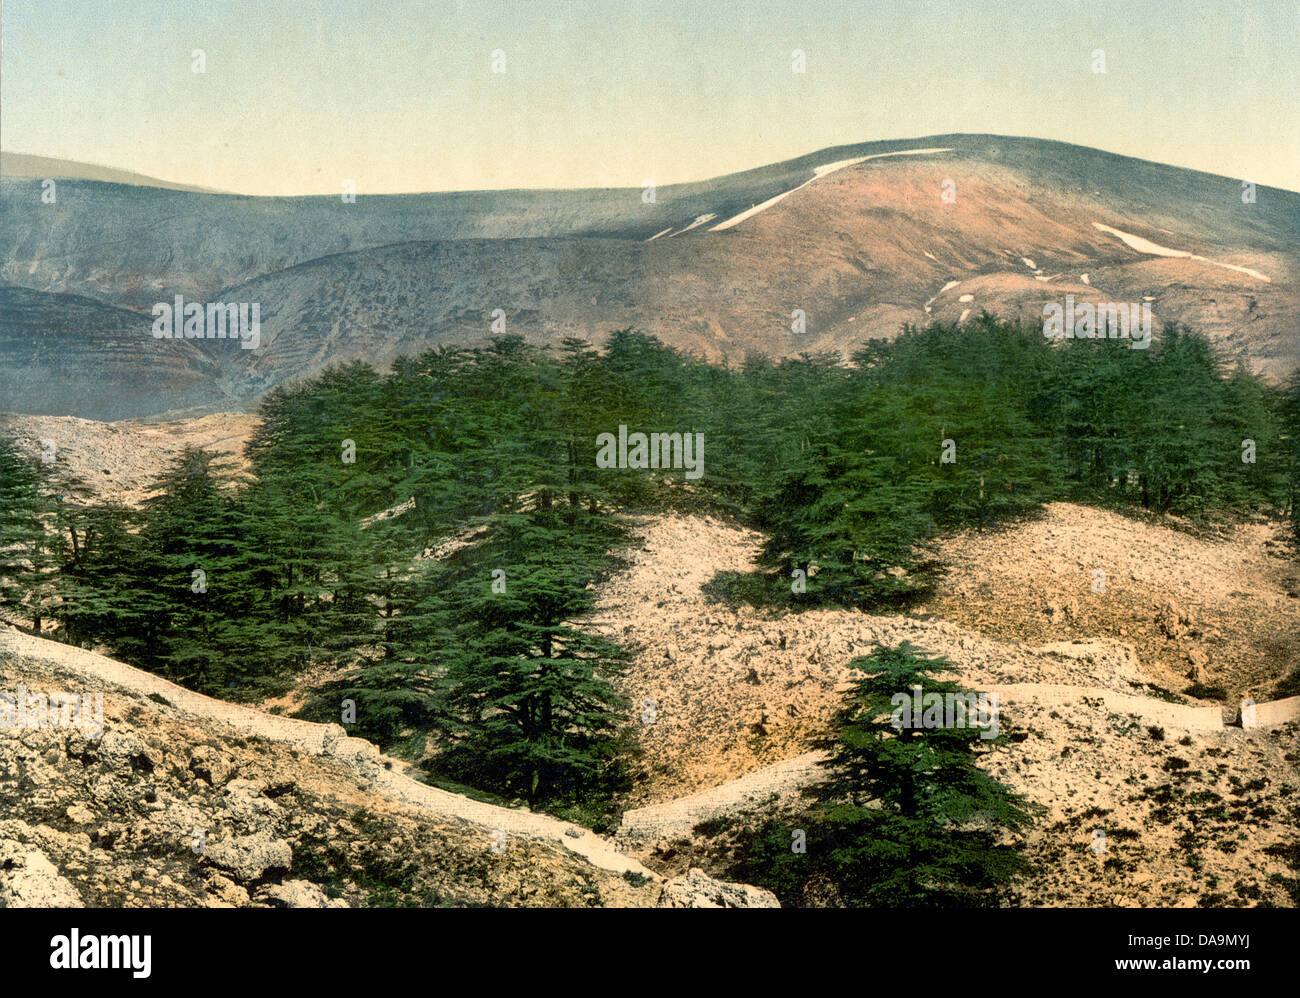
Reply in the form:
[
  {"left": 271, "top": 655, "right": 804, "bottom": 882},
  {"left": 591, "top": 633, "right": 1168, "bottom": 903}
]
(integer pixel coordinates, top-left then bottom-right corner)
[
  {"left": 4, "top": 135, "right": 1297, "bottom": 421},
  {"left": 3, "top": 412, "right": 1294, "bottom": 908},
  {"left": 588, "top": 512, "right": 1298, "bottom": 907},
  {"left": 926, "top": 504, "right": 1300, "bottom": 703},
  {"left": 0, "top": 626, "right": 776, "bottom": 908},
  {"left": 0, "top": 412, "right": 258, "bottom": 505}
]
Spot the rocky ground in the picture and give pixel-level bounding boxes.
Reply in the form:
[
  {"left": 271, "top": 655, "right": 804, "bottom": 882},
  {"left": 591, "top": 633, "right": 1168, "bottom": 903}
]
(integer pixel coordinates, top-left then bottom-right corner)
[
  {"left": 590, "top": 512, "right": 1298, "bottom": 907},
  {"left": 625, "top": 696, "right": 1299, "bottom": 908},
  {"left": 2, "top": 412, "right": 1295, "bottom": 908},
  {"left": 926, "top": 503, "right": 1300, "bottom": 704},
  {"left": 0, "top": 627, "right": 775, "bottom": 908},
  {"left": 0, "top": 412, "right": 258, "bottom": 505}
]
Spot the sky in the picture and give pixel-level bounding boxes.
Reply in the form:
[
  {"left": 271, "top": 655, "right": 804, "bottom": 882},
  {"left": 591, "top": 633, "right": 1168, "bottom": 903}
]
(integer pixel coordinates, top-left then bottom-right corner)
[{"left": 3, "top": 0, "right": 1297, "bottom": 195}]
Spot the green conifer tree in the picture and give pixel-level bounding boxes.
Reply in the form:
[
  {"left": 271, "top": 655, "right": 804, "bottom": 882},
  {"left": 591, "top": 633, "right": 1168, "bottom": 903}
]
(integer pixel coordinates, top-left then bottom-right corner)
[{"left": 732, "top": 643, "right": 1040, "bottom": 906}]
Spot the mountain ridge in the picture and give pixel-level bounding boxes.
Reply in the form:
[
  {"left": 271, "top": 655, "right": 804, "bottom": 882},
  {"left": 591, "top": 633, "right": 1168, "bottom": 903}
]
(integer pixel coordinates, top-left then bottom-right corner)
[
  {"left": 3, "top": 134, "right": 1297, "bottom": 419},
  {"left": 1, "top": 151, "right": 230, "bottom": 195}
]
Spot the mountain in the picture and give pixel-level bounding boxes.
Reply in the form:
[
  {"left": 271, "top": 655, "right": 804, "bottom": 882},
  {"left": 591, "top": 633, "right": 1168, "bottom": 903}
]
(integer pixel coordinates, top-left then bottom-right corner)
[
  {"left": 0, "top": 151, "right": 228, "bottom": 194},
  {"left": 0, "top": 287, "right": 224, "bottom": 419},
  {"left": 2, "top": 135, "right": 1297, "bottom": 419}
]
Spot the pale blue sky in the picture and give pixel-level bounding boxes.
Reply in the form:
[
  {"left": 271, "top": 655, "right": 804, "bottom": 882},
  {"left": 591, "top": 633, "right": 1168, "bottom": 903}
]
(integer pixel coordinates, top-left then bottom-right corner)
[{"left": 3, "top": 0, "right": 1297, "bottom": 194}]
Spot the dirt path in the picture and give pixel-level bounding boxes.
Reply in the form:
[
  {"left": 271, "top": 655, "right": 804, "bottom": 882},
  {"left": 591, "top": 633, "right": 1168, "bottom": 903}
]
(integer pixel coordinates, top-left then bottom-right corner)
[
  {"left": 589, "top": 513, "right": 1259, "bottom": 805},
  {"left": 616, "top": 680, "right": 1259, "bottom": 843}
]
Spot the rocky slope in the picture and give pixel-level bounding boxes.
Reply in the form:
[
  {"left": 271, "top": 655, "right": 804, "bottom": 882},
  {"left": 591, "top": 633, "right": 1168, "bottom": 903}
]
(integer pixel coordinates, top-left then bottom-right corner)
[
  {"left": 0, "top": 287, "right": 224, "bottom": 420},
  {"left": 0, "top": 411, "right": 258, "bottom": 506},
  {"left": 588, "top": 513, "right": 1298, "bottom": 907},
  {"left": 926, "top": 504, "right": 1300, "bottom": 704},
  {"left": 1, "top": 408, "right": 1294, "bottom": 907},
  {"left": 0, "top": 626, "right": 776, "bottom": 908}
]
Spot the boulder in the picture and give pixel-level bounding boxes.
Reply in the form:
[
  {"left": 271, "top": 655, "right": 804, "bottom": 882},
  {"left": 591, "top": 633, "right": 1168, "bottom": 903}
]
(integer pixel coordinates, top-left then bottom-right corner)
[
  {"left": 256, "top": 879, "right": 343, "bottom": 908},
  {"left": 204, "top": 833, "right": 292, "bottom": 883},
  {"left": 658, "top": 868, "right": 780, "bottom": 908},
  {"left": 221, "top": 779, "right": 282, "bottom": 828},
  {"left": 188, "top": 744, "right": 232, "bottom": 786},
  {"left": 205, "top": 874, "right": 250, "bottom": 907},
  {"left": 0, "top": 842, "right": 82, "bottom": 907},
  {"left": 97, "top": 730, "right": 161, "bottom": 773}
]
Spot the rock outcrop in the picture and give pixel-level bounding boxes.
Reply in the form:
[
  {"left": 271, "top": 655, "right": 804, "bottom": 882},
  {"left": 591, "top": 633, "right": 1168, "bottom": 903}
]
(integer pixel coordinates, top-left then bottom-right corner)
[
  {"left": 0, "top": 626, "right": 774, "bottom": 908},
  {"left": 659, "top": 869, "right": 780, "bottom": 909}
]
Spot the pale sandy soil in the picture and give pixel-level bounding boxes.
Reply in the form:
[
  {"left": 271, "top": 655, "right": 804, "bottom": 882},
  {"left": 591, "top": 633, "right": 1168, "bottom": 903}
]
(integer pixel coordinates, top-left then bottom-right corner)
[
  {"left": 4, "top": 411, "right": 1294, "bottom": 906},
  {"left": 926, "top": 503, "right": 1299, "bottom": 703},
  {"left": 587, "top": 511, "right": 1261, "bottom": 805},
  {"left": 0, "top": 412, "right": 259, "bottom": 506},
  {"left": 0, "top": 626, "right": 659, "bottom": 888}
]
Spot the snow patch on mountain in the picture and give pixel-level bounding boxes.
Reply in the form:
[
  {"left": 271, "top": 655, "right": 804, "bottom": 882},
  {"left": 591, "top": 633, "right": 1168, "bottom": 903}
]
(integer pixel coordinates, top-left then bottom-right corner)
[
  {"left": 1092, "top": 222, "right": 1271, "bottom": 282},
  {"left": 925, "top": 279, "right": 961, "bottom": 309},
  {"left": 710, "top": 148, "right": 953, "bottom": 231}
]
